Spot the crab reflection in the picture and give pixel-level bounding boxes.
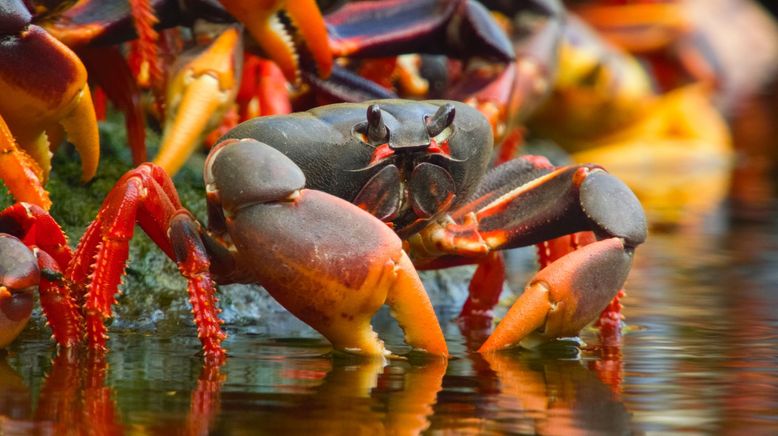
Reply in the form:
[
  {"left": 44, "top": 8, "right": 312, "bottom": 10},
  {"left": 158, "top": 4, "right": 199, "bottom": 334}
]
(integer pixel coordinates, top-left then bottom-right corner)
[
  {"left": 216, "top": 354, "right": 447, "bottom": 434},
  {"left": 0, "top": 347, "right": 448, "bottom": 435}
]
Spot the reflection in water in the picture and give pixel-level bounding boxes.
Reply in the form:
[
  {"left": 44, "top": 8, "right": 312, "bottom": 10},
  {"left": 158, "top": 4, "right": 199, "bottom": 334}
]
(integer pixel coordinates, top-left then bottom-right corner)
[{"left": 2, "top": 202, "right": 778, "bottom": 433}]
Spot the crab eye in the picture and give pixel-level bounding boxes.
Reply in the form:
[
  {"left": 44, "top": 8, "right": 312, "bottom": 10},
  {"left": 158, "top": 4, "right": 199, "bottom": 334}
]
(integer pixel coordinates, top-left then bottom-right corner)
[
  {"left": 425, "top": 104, "right": 455, "bottom": 143},
  {"left": 354, "top": 104, "right": 389, "bottom": 145}
]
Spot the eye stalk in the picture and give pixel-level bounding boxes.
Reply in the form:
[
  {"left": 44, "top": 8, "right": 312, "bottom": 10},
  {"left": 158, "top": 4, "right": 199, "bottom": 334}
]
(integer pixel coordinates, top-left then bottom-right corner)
[
  {"left": 425, "top": 104, "right": 456, "bottom": 139},
  {"left": 366, "top": 104, "right": 388, "bottom": 143}
]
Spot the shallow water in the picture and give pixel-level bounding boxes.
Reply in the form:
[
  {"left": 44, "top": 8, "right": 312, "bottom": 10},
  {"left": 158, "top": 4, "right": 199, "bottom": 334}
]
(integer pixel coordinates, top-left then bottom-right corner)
[{"left": 2, "top": 196, "right": 778, "bottom": 435}]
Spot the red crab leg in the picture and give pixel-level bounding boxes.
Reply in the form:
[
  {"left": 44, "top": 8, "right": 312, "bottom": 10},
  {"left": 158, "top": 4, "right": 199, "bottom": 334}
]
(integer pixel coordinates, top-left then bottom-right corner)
[
  {"left": 79, "top": 47, "right": 147, "bottom": 164},
  {"left": 0, "top": 203, "right": 81, "bottom": 347},
  {"left": 67, "top": 164, "right": 226, "bottom": 360},
  {"left": 0, "top": 203, "right": 72, "bottom": 274},
  {"left": 35, "top": 250, "right": 83, "bottom": 347},
  {"left": 458, "top": 251, "right": 506, "bottom": 324}
]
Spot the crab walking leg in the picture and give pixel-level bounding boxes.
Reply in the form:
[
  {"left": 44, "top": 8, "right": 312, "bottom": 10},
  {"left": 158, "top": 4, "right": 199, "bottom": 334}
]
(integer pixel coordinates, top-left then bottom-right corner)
[
  {"left": 35, "top": 250, "right": 83, "bottom": 347},
  {"left": 67, "top": 164, "right": 226, "bottom": 359},
  {"left": 79, "top": 47, "right": 147, "bottom": 164},
  {"left": 0, "top": 203, "right": 73, "bottom": 274},
  {"left": 0, "top": 115, "right": 51, "bottom": 209},
  {"left": 0, "top": 206, "right": 79, "bottom": 346}
]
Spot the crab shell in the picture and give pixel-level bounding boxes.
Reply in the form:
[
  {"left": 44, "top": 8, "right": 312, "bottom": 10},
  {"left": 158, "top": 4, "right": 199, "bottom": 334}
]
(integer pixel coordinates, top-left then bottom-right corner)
[{"left": 218, "top": 99, "right": 494, "bottom": 237}]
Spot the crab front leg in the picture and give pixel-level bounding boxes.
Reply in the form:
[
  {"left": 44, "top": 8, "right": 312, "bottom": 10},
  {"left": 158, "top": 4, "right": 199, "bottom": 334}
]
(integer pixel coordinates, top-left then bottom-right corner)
[
  {"left": 204, "top": 139, "right": 447, "bottom": 357},
  {"left": 66, "top": 164, "right": 226, "bottom": 360},
  {"left": 409, "top": 157, "right": 647, "bottom": 352}
]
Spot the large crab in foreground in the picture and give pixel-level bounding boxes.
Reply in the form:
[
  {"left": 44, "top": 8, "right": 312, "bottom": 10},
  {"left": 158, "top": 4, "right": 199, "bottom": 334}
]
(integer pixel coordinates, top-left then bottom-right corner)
[{"left": 0, "top": 100, "right": 646, "bottom": 360}]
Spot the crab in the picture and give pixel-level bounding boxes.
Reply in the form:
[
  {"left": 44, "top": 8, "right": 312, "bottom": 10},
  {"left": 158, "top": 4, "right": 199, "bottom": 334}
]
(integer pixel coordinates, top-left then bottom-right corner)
[
  {"left": 0, "top": 99, "right": 646, "bottom": 360},
  {"left": 0, "top": 0, "right": 101, "bottom": 210},
  {"left": 0, "top": 0, "right": 334, "bottom": 206}
]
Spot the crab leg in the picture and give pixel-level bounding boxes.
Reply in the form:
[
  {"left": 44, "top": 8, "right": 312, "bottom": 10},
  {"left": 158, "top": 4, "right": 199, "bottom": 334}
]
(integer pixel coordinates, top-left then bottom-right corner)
[
  {"left": 0, "top": 115, "right": 51, "bottom": 209},
  {"left": 0, "top": 203, "right": 80, "bottom": 347},
  {"left": 79, "top": 47, "right": 147, "bottom": 164},
  {"left": 67, "top": 164, "right": 226, "bottom": 360},
  {"left": 326, "top": 0, "right": 513, "bottom": 63}
]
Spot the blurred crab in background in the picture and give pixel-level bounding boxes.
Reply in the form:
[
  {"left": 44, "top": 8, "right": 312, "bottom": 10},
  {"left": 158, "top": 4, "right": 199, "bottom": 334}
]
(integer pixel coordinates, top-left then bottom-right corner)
[{"left": 0, "top": 0, "right": 334, "bottom": 207}]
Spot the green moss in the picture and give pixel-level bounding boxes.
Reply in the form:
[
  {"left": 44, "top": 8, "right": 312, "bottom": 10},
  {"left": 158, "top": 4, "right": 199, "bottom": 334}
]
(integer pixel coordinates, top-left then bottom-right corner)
[{"left": 1, "top": 113, "right": 216, "bottom": 330}]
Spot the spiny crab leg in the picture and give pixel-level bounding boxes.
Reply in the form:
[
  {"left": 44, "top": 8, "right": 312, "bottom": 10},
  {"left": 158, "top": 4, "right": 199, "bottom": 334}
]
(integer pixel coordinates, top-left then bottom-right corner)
[
  {"left": 0, "top": 0, "right": 99, "bottom": 182},
  {"left": 408, "top": 157, "right": 647, "bottom": 351},
  {"left": 67, "top": 164, "right": 226, "bottom": 360},
  {"left": 0, "top": 203, "right": 81, "bottom": 348},
  {"left": 153, "top": 26, "right": 242, "bottom": 176},
  {"left": 0, "top": 115, "right": 51, "bottom": 209},
  {"left": 219, "top": 0, "right": 333, "bottom": 81}
]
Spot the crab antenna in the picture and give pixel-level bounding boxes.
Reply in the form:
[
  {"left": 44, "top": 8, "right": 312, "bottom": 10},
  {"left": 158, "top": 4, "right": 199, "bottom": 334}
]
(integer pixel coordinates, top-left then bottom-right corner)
[
  {"left": 425, "top": 104, "right": 455, "bottom": 138},
  {"left": 366, "top": 104, "right": 387, "bottom": 143}
]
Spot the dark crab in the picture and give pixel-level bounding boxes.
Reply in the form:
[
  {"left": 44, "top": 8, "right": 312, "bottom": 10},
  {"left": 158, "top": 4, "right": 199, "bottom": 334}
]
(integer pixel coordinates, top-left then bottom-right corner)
[{"left": 0, "top": 99, "right": 646, "bottom": 360}]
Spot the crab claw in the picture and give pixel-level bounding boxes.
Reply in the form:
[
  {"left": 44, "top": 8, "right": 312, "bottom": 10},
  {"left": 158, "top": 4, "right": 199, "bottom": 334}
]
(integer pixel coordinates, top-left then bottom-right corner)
[
  {"left": 219, "top": 0, "right": 332, "bottom": 81},
  {"left": 479, "top": 238, "right": 633, "bottom": 352},
  {"left": 206, "top": 139, "right": 448, "bottom": 357},
  {"left": 153, "top": 26, "right": 242, "bottom": 176},
  {"left": 0, "top": 11, "right": 99, "bottom": 182},
  {"left": 0, "top": 235, "right": 39, "bottom": 348}
]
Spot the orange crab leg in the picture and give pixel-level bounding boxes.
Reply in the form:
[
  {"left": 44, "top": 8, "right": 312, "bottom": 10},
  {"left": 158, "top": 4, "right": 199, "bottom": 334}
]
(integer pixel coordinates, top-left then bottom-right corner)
[
  {"left": 219, "top": 0, "right": 332, "bottom": 81},
  {"left": 573, "top": 3, "right": 688, "bottom": 53},
  {"left": 153, "top": 27, "right": 242, "bottom": 176},
  {"left": 0, "top": 115, "right": 51, "bottom": 209}
]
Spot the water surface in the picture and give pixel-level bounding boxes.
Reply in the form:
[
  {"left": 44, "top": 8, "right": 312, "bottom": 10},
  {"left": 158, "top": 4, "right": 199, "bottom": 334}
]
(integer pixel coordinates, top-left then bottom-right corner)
[{"left": 2, "top": 197, "right": 777, "bottom": 434}]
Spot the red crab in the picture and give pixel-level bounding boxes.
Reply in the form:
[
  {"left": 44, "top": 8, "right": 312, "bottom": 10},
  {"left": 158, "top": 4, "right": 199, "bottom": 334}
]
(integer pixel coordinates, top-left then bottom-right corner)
[
  {"left": 0, "top": 0, "right": 333, "bottom": 208},
  {"left": 0, "top": 99, "right": 646, "bottom": 361}
]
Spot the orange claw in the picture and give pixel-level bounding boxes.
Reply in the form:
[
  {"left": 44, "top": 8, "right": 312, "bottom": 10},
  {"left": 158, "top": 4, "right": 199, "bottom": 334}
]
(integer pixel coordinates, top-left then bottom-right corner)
[
  {"left": 479, "top": 238, "right": 633, "bottom": 352},
  {"left": 218, "top": 0, "right": 333, "bottom": 82},
  {"left": 0, "top": 24, "right": 99, "bottom": 182},
  {"left": 0, "top": 115, "right": 51, "bottom": 210},
  {"left": 153, "top": 27, "right": 242, "bottom": 176}
]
